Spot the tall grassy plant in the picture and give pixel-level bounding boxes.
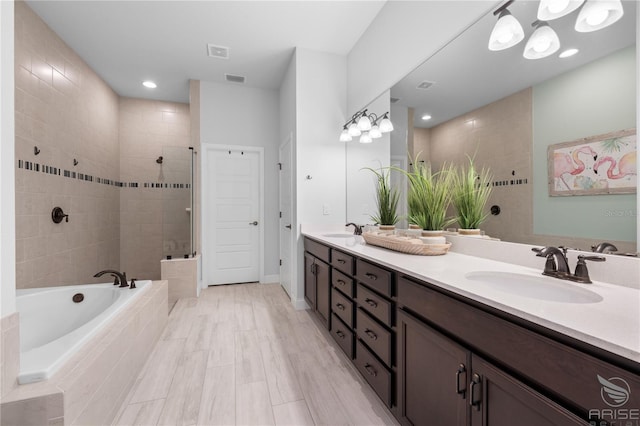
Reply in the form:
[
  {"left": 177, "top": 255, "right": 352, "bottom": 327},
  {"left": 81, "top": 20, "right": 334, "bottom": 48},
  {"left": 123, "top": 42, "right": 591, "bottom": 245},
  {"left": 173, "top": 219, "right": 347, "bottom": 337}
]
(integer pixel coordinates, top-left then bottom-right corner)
[
  {"left": 365, "top": 167, "right": 400, "bottom": 226},
  {"left": 400, "top": 159, "right": 455, "bottom": 231},
  {"left": 451, "top": 157, "right": 492, "bottom": 229}
]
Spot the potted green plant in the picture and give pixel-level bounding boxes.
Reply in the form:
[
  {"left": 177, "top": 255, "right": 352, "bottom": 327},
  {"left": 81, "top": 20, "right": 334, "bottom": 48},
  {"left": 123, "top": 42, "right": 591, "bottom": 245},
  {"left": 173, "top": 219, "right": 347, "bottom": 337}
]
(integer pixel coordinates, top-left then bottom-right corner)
[
  {"left": 451, "top": 156, "right": 492, "bottom": 235},
  {"left": 397, "top": 156, "right": 455, "bottom": 244},
  {"left": 365, "top": 167, "right": 400, "bottom": 233}
]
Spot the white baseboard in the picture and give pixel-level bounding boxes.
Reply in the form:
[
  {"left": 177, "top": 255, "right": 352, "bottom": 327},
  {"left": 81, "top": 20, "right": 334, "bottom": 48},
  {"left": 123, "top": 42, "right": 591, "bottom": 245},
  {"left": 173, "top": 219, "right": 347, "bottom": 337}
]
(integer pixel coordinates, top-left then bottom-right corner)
[
  {"left": 261, "top": 274, "right": 280, "bottom": 284},
  {"left": 292, "top": 298, "right": 309, "bottom": 310}
]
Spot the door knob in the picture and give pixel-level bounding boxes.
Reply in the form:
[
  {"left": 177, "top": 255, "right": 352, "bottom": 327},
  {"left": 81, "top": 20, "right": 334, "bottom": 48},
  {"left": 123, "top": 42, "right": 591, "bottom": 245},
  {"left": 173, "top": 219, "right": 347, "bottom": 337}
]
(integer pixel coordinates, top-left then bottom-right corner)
[
  {"left": 249, "top": 221, "right": 258, "bottom": 226},
  {"left": 285, "top": 224, "right": 292, "bottom": 229}
]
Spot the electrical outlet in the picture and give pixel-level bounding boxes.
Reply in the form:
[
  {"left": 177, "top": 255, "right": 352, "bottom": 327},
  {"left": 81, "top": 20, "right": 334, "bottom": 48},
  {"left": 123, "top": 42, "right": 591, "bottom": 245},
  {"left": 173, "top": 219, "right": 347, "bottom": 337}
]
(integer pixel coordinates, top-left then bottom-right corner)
[{"left": 323, "top": 204, "right": 331, "bottom": 215}]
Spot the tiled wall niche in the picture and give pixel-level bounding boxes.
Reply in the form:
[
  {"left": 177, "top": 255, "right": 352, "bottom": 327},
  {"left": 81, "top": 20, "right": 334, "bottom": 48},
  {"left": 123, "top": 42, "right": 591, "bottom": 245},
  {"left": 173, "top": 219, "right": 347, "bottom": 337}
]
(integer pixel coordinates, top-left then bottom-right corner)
[
  {"left": 413, "top": 88, "right": 534, "bottom": 244},
  {"left": 15, "top": 2, "right": 192, "bottom": 289}
]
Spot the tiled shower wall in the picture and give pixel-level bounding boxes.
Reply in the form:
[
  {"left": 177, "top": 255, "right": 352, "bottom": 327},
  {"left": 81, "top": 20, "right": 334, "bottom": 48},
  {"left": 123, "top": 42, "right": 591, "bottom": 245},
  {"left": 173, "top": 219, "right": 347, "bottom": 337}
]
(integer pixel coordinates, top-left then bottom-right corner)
[
  {"left": 119, "top": 98, "right": 191, "bottom": 281},
  {"left": 15, "top": 2, "right": 192, "bottom": 288},
  {"left": 414, "top": 88, "right": 533, "bottom": 244},
  {"left": 15, "top": 1, "right": 121, "bottom": 289}
]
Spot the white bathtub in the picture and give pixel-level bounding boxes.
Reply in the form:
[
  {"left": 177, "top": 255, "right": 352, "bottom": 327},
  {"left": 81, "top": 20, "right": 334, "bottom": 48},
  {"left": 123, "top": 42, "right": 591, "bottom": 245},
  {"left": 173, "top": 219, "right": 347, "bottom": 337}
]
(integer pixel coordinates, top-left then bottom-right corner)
[{"left": 16, "top": 281, "right": 151, "bottom": 384}]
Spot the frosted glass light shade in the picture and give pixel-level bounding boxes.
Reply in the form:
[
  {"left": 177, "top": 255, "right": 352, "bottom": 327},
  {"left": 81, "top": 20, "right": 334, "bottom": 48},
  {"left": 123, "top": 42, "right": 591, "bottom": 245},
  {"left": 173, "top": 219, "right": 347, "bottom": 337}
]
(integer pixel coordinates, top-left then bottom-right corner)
[
  {"left": 575, "top": 0, "right": 624, "bottom": 32},
  {"left": 339, "top": 129, "right": 352, "bottom": 142},
  {"left": 379, "top": 117, "right": 394, "bottom": 133},
  {"left": 523, "top": 23, "right": 560, "bottom": 59},
  {"left": 357, "top": 114, "right": 372, "bottom": 131},
  {"left": 348, "top": 122, "right": 361, "bottom": 137},
  {"left": 369, "top": 125, "right": 382, "bottom": 139},
  {"left": 537, "top": 0, "right": 584, "bottom": 20},
  {"left": 359, "top": 132, "right": 373, "bottom": 144},
  {"left": 488, "top": 9, "right": 525, "bottom": 51}
]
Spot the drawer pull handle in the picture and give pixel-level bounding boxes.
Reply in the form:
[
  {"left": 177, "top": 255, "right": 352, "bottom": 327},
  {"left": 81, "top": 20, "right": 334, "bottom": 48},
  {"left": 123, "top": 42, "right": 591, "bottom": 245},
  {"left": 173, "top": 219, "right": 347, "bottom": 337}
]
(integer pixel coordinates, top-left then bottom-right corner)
[
  {"left": 364, "top": 363, "right": 378, "bottom": 377},
  {"left": 336, "top": 279, "right": 346, "bottom": 286},
  {"left": 364, "top": 329, "right": 378, "bottom": 340},
  {"left": 455, "top": 364, "right": 467, "bottom": 397},
  {"left": 336, "top": 303, "right": 345, "bottom": 311},
  {"left": 365, "top": 298, "right": 378, "bottom": 308},
  {"left": 469, "top": 374, "right": 482, "bottom": 410},
  {"left": 365, "top": 273, "right": 378, "bottom": 281},
  {"left": 336, "top": 330, "right": 345, "bottom": 339},
  {"left": 337, "top": 259, "right": 346, "bottom": 264}
]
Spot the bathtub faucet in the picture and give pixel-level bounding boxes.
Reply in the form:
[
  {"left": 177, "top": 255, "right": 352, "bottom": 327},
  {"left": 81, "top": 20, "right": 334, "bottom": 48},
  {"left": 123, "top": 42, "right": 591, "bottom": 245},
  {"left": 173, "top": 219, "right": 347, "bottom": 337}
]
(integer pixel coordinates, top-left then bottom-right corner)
[{"left": 94, "top": 270, "right": 128, "bottom": 288}]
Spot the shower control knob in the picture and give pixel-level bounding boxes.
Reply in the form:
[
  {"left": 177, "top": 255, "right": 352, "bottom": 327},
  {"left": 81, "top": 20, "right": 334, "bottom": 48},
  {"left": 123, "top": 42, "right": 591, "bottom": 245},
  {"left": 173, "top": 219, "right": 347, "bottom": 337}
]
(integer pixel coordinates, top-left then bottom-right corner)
[{"left": 51, "top": 207, "right": 69, "bottom": 223}]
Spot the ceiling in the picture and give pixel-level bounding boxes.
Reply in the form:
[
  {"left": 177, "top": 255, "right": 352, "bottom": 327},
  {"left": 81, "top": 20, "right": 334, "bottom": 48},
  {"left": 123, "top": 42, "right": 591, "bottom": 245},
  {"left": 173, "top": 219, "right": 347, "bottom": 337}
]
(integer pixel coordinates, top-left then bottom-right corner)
[
  {"left": 391, "top": 0, "right": 637, "bottom": 128},
  {"left": 26, "top": 0, "right": 387, "bottom": 103}
]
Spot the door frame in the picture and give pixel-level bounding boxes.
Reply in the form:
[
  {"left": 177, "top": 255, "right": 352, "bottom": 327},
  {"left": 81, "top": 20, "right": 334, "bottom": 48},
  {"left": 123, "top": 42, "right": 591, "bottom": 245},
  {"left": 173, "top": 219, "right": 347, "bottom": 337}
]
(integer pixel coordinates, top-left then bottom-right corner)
[
  {"left": 278, "top": 134, "right": 293, "bottom": 298},
  {"left": 201, "top": 143, "right": 265, "bottom": 286}
]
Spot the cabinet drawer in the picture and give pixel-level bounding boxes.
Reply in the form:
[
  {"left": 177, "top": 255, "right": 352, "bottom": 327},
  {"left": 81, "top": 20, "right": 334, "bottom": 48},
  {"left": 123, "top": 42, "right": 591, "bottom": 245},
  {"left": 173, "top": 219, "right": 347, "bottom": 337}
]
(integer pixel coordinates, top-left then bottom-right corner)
[
  {"left": 332, "top": 269, "right": 354, "bottom": 298},
  {"left": 357, "top": 308, "right": 392, "bottom": 367},
  {"left": 331, "top": 314, "right": 354, "bottom": 359},
  {"left": 331, "top": 249, "right": 355, "bottom": 275},
  {"left": 304, "top": 238, "right": 330, "bottom": 263},
  {"left": 355, "top": 340, "right": 392, "bottom": 407},
  {"left": 356, "top": 259, "right": 392, "bottom": 297},
  {"left": 356, "top": 283, "right": 392, "bottom": 327},
  {"left": 332, "top": 288, "right": 354, "bottom": 329}
]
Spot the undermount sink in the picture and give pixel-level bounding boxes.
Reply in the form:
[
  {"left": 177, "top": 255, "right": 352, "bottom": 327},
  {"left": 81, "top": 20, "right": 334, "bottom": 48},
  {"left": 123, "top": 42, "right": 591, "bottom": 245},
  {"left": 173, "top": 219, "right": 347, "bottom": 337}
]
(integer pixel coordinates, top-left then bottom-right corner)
[
  {"left": 464, "top": 271, "right": 603, "bottom": 304},
  {"left": 323, "top": 233, "right": 356, "bottom": 238}
]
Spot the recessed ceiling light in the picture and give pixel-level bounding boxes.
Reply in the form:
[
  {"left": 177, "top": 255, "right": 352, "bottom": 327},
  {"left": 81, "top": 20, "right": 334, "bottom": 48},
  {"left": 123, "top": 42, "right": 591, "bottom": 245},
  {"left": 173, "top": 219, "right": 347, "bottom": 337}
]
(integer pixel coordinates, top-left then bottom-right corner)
[
  {"left": 559, "top": 48, "right": 579, "bottom": 58},
  {"left": 421, "top": 114, "right": 432, "bottom": 121},
  {"left": 142, "top": 81, "right": 157, "bottom": 89}
]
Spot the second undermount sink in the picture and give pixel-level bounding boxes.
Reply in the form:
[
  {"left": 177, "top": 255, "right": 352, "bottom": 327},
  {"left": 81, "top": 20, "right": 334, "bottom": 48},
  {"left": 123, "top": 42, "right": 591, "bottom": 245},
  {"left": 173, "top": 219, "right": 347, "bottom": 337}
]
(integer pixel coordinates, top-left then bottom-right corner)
[
  {"left": 464, "top": 271, "right": 603, "bottom": 304},
  {"left": 323, "top": 233, "right": 357, "bottom": 238}
]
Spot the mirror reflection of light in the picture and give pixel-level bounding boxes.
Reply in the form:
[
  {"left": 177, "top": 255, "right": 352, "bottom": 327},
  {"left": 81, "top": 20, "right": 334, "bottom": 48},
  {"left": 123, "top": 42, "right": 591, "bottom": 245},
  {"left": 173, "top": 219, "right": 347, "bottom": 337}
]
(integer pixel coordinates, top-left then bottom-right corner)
[
  {"left": 421, "top": 114, "right": 432, "bottom": 121},
  {"left": 586, "top": 8, "right": 609, "bottom": 26},
  {"left": 142, "top": 81, "right": 157, "bottom": 88},
  {"left": 548, "top": 0, "right": 570, "bottom": 14},
  {"left": 559, "top": 48, "right": 579, "bottom": 58}
]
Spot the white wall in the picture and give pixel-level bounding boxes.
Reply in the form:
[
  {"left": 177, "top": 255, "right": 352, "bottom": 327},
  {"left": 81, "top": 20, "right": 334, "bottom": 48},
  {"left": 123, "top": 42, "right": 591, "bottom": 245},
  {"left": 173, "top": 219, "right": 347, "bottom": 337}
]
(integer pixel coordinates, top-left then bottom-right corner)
[
  {"left": 199, "top": 81, "right": 281, "bottom": 277},
  {"left": 637, "top": 4, "right": 640, "bottom": 252},
  {"left": 294, "top": 48, "right": 347, "bottom": 307},
  {"left": 1, "top": 0, "right": 16, "bottom": 316},
  {"left": 347, "top": 1, "right": 496, "bottom": 114}
]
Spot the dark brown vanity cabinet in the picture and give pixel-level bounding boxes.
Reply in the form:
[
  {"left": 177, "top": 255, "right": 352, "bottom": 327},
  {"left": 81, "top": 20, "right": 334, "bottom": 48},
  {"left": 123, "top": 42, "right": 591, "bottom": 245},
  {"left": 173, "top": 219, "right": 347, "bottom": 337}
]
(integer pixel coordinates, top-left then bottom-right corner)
[
  {"left": 304, "top": 239, "right": 331, "bottom": 327},
  {"left": 397, "top": 309, "right": 586, "bottom": 426}
]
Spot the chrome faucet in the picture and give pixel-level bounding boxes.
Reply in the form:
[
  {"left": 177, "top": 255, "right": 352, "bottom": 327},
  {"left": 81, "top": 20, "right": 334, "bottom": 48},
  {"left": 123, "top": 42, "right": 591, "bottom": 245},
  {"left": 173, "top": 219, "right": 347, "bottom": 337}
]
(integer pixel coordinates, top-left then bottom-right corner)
[
  {"left": 345, "top": 222, "right": 363, "bottom": 235},
  {"left": 532, "top": 247, "right": 605, "bottom": 284},
  {"left": 591, "top": 242, "right": 618, "bottom": 254},
  {"left": 94, "top": 270, "right": 128, "bottom": 288}
]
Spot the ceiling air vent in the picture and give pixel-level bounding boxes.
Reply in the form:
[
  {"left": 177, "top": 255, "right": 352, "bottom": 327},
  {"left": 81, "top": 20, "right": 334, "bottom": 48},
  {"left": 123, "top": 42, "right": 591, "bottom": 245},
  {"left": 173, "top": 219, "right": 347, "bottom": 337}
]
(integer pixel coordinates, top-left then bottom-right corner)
[
  {"left": 225, "top": 74, "right": 245, "bottom": 84},
  {"left": 417, "top": 81, "right": 435, "bottom": 90},
  {"left": 390, "top": 97, "right": 400, "bottom": 104},
  {"left": 207, "top": 44, "right": 229, "bottom": 59}
]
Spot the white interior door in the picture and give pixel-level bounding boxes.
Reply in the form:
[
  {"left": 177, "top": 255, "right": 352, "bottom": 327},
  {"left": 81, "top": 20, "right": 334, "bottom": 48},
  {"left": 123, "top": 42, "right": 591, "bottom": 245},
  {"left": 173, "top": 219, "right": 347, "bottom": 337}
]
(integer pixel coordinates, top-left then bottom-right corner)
[
  {"left": 205, "top": 148, "right": 261, "bottom": 285},
  {"left": 278, "top": 136, "right": 293, "bottom": 297}
]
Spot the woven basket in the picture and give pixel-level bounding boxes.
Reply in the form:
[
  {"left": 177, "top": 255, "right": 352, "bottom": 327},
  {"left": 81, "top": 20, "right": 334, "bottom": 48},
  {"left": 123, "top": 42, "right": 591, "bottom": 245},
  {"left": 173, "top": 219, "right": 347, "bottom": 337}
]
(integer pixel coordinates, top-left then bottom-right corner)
[{"left": 362, "top": 232, "right": 451, "bottom": 256}]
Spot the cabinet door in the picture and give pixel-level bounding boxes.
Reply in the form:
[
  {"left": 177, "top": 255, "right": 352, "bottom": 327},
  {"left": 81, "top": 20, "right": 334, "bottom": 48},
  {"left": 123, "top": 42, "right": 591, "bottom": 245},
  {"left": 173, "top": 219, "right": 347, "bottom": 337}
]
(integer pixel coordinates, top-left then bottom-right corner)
[
  {"left": 397, "top": 309, "right": 470, "bottom": 426},
  {"left": 304, "top": 253, "right": 316, "bottom": 309},
  {"left": 315, "top": 259, "right": 330, "bottom": 327},
  {"left": 470, "top": 356, "right": 588, "bottom": 426}
]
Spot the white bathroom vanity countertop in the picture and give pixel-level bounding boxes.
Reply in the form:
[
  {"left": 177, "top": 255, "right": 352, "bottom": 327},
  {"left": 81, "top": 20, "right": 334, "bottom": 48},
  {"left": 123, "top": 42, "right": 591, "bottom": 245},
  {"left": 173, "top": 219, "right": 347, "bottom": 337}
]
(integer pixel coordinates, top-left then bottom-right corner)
[{"left": 302, "top": 226, "right": 640, "bottom": 364}]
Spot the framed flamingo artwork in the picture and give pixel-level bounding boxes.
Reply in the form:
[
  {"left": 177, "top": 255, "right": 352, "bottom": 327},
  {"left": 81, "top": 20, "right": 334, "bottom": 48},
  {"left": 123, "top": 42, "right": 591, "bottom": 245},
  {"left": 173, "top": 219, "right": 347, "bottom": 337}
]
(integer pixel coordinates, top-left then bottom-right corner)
[{"left": 547, "top": 128, "right": 636, "bottom": 196}]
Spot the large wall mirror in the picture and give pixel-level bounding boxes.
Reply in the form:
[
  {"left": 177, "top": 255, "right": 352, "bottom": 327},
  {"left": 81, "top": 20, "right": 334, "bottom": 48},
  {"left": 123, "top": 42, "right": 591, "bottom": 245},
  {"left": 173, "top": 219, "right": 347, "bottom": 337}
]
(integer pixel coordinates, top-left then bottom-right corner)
[{"left": 347, "top": 0, "right": 637, "bottom": 253}]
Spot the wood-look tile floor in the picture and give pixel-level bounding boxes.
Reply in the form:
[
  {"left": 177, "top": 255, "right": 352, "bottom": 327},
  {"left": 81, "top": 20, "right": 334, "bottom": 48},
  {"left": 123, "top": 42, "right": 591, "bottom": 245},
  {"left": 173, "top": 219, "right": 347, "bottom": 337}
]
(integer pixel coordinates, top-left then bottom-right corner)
[{"left": 113, "top": 283, "right": 399, "bottom": 426}]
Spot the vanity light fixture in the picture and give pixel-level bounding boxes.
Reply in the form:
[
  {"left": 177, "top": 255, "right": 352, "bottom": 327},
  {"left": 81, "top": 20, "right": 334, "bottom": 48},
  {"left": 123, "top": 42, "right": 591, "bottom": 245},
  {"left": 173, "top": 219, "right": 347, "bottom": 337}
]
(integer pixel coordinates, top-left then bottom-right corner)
[
  {"left": 142, "top": 80, "right": 157, "bottom": 89},
  {"left": 359, "top": 132, "right": 373, "bottom": 144},
  {"left": 575, "top": 0, "right": 624, "bottom": 32},
  {"left": 523, "top": 21, "right": 560, "bottom": 59},
  {"left": 339, "top": 110, "right": 393, "bottom": 142},
  {"left": 488, "top": 0, "right": 525, "bottom": 51},
  {"left": 559, "top": 47, "right": 579, "bottom": 58},
  {"left": 537, "top": 0, "right": 585, "bottom": 20}
]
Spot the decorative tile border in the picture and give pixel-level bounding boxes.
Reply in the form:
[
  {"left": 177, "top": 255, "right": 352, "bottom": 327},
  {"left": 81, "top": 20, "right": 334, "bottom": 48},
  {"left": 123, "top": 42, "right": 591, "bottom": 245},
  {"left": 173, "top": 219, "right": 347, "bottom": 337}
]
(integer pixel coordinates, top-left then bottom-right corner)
[
  {"left": 17, "top": 159, "right": 190, "bottom": 189},
  {"left": 492, "top": 178, "right": 528, "bottom": 187}
]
